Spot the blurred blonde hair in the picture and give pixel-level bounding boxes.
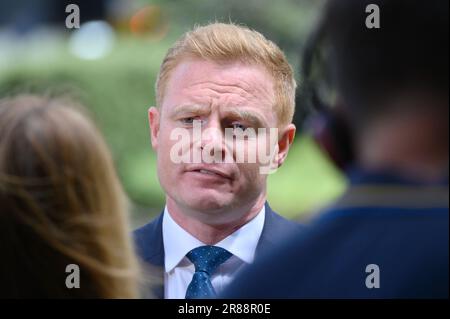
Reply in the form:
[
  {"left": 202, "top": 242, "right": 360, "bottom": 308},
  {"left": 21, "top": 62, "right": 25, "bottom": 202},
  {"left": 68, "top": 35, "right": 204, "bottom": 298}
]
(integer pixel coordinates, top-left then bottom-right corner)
[
  {"left": 156, "top": 22, "right": 296, "bottom": 127},
  {"left": 0, "top": 95, "right": 139, "bottom": 298}
]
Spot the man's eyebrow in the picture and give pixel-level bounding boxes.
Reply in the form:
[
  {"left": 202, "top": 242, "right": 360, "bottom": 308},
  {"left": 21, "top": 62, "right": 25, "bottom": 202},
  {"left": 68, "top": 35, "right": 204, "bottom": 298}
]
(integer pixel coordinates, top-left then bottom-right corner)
[
  {"left": 170, "top": 104, "right": 210, "bottom": 117},
  {"left": 224, "top": 109, "right": 267, "bottom": 128}
]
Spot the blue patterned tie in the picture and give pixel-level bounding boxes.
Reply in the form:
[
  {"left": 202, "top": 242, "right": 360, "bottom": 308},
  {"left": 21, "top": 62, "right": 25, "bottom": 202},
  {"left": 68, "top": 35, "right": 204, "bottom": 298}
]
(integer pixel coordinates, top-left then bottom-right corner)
[{"left": 185, "top": 245, "right": 232, "bottom": 299}]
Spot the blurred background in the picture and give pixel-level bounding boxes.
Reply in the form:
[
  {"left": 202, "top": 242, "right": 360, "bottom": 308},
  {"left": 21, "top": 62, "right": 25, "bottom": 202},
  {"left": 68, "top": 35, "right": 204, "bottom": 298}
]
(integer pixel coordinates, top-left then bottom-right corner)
[{"left": 0, "top": 0, "right": 346, "bottom": 226}]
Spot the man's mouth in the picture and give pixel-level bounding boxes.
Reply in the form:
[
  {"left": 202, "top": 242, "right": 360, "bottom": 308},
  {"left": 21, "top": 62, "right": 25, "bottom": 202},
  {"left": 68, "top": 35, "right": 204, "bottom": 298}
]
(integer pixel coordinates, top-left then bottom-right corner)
[
  {"left": 187, "top": 166, "right": 232, "bottom": 180},
  {"left": 198, "top": 169, "right": 220, "bottom": 176}
]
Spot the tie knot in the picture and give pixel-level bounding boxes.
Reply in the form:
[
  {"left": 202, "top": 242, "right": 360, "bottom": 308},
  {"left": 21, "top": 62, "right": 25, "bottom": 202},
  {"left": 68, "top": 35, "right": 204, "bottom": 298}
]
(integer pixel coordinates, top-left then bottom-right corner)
[{"left": 186, "top": 245, "right": 232, "bottom": 275}]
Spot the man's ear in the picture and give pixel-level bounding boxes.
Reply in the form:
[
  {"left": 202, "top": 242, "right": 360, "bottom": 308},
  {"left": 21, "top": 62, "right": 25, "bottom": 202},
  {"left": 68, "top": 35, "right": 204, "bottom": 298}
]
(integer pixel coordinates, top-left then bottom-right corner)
[
  {"left": 276, "top": 123, "right": 296, "bottom": 167},
  {"left": 148, "top": 107, "right": 160, "bottom": 150}
]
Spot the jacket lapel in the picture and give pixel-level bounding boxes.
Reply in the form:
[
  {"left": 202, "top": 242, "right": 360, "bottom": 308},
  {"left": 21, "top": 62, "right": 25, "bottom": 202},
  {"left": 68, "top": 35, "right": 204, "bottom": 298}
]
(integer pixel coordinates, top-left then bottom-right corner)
[
  {"left": 255, "top": 202, "right": 300, "bottom": 259},
  {"left": 134, "top": 212, "right": 165, "bottom": 298}
]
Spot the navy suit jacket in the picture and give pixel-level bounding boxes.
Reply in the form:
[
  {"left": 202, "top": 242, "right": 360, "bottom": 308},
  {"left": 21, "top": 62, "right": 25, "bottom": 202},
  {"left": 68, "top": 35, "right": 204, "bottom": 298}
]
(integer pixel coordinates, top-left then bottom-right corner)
[
  {"left": 223, "top": 169, "right": 449, "bottom": 298},
  {"left": 133, "top": 202, "right": 300, "bottom": 298}
]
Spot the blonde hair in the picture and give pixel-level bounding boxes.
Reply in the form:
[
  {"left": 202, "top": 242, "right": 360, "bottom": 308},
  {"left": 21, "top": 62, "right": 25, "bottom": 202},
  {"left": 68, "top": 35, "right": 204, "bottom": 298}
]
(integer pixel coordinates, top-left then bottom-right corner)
[
  {"left": 0, "top": 95, "right": 139, "bottom": 298},
  {"left": 156, "top": 22, "right": 296, "bottom": 127}
]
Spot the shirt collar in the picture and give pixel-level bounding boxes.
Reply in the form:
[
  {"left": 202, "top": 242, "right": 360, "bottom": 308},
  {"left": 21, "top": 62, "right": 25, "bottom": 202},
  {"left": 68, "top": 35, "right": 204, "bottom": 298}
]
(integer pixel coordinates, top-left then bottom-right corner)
[{"left": 162, "top": 205, "right": 265, "bottom": 273}]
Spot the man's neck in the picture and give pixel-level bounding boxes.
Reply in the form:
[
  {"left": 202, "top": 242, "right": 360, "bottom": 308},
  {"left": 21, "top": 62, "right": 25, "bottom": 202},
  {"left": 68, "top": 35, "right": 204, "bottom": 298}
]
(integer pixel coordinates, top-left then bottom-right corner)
[{"left": 166, "top": 197, "right": 266, "bottom": 245}]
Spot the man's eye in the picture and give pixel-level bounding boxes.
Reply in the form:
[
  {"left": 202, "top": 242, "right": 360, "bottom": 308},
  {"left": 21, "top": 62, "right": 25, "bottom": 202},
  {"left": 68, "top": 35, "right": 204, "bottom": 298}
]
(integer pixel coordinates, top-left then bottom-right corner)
[
  {"left": 181, "top": 117, "right": 197, "bottom": 125},
  {"left": 232, "top": 123, "right": 248, "bottom": 131}
]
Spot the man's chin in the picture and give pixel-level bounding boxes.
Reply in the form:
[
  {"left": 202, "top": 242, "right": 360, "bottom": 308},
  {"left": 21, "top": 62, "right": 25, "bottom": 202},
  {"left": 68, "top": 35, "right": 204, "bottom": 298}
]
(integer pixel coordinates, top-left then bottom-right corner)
[{"left": 182, "top": 194, "right": 233, "bottom": 213}]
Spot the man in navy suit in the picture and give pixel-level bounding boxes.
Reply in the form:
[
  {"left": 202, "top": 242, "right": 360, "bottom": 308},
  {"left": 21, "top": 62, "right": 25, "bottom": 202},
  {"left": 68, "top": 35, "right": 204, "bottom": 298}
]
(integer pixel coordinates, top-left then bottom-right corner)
[
  {"left": 134, "top": 23, "right": 299, "bottom": 299},
  {"left": 223, "top": 0, "right": 449, "bottom": 298}
]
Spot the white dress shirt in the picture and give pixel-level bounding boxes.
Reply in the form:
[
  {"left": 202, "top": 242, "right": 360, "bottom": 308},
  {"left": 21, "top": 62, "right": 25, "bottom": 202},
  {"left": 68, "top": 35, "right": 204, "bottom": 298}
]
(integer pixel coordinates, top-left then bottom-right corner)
[{"left": 162, "top": 205, "right": 265, "bottom": 299}]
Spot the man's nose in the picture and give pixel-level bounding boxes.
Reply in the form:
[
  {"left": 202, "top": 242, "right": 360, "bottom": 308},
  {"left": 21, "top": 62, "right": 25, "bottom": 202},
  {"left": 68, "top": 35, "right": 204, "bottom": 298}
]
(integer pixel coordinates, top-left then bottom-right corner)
[{"left": 200, "top": 120, "right": 227, "bottom": 162}]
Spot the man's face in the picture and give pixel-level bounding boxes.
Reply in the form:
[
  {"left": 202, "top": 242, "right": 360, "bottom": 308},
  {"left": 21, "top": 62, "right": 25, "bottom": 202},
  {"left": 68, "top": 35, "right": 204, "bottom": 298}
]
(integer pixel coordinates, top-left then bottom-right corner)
[{"left": 149, "top": 59, "right": 289, "bottom": 222}]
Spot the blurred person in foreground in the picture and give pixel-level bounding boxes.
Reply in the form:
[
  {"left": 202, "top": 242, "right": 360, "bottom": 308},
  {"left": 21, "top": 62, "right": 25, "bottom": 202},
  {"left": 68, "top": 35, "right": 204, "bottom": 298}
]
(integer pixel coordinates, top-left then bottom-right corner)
[
  {"left": 223, "top": 0, "right": 449, "bottom": 298},
  {"left": 134, "top": 23, "right": 300, "bottom": 299},
  {"left": 0, "top": 95, "right": 140, "bottom": 298}
]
